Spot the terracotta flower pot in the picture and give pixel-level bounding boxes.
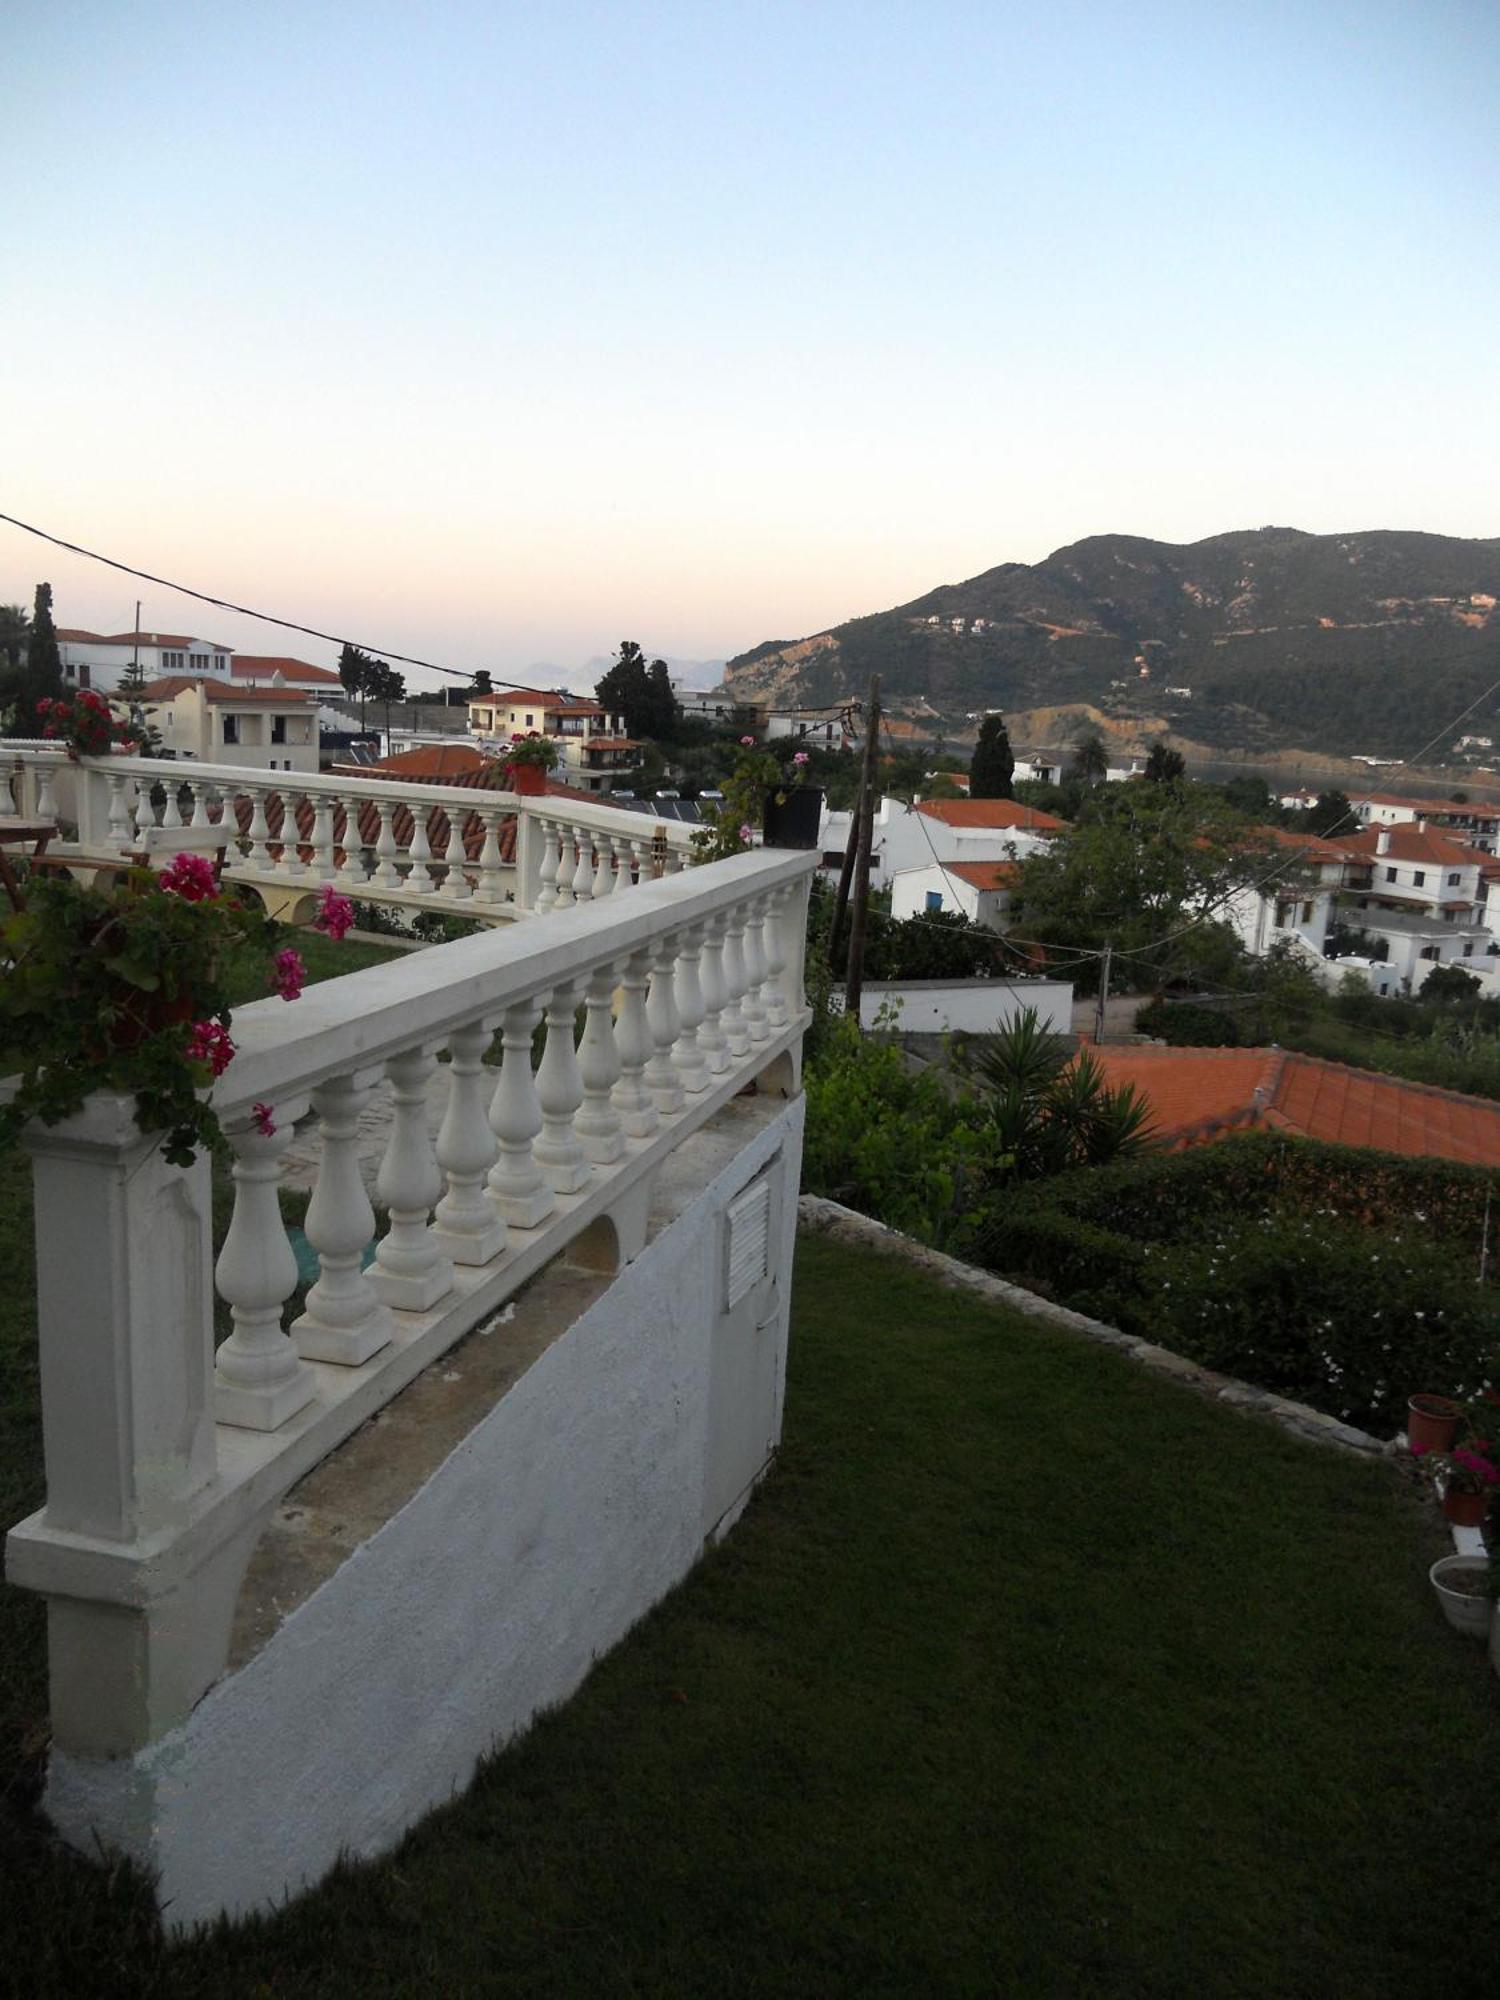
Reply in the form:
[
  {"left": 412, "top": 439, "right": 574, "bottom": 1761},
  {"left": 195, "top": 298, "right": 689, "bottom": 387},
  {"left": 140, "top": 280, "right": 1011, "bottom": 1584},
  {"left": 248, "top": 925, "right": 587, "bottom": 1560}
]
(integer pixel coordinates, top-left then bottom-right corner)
[
  {"left": 1442, "top": 1484, "right": 1490, "bottom": 1528},
  {"left": 506, "top": 762, "right": 548, "bottom": 795},
  {"left": 1408, "top": 1394, "right": 1463, "bottom": 1455}
]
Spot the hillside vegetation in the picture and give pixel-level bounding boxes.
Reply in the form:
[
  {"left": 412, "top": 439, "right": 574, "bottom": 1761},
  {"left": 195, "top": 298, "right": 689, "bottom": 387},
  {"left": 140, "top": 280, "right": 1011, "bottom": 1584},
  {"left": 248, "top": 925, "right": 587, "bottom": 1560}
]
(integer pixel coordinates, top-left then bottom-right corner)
[{"left": 725, "top": 527, "right": 1500, "bottom": 758}]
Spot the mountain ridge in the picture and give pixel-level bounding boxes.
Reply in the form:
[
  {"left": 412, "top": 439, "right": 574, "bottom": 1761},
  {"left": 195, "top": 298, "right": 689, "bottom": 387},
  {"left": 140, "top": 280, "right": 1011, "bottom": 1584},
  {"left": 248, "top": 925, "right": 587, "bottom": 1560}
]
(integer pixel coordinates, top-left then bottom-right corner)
[{"left": 723, "top": 527, "right": 1500, "bottom": 757}]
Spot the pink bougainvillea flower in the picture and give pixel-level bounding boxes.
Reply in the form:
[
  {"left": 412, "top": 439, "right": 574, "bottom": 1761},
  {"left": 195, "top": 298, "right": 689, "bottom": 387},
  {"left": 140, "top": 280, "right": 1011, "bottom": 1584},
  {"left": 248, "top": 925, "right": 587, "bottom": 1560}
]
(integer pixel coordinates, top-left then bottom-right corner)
[
  {"left": 792, "top": 750, "right": 810, "bottom": 765},
  {"left": 158, "top": 852, "right": 219, "bottom": 903},
  {"left": 271, "top": 948, "right": 306, "bottom": 1001},
  {"left": 739, "top": 823, "right": 753, "bottom": 843},
  {"left": 1453, "top": 1446, "right": 1500, "bottom": 1485},
  {"left": 313, "top": 884, "right": 356, "bottom": 941},
  {"left": 186, "top": 1020, "right": 236, "bottom": 1077},
  {"left": 740, "top": 735, "right": 756, "bottom": 747},
  {"left": 251, "top": 1101, "right": 278, "bottom": 1138}
]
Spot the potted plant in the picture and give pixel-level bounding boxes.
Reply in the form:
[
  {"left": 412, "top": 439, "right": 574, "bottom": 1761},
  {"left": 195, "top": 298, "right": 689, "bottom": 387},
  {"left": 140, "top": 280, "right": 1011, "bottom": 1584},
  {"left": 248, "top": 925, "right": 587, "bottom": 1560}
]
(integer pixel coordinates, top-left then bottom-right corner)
[
  {"left": 1408, "top": 1394, "right": 1464, "bottom": 1455},
  {"left": 1429, "top": 1553, "right": 1495, "bottom": 1639},
  {"left": 0, "top": 858, "right": 356, "bottom": 1166},
  {"left": 503, "top": 731, "right": 559, "bottom": 794},
  {"left": 36, "top": 690, "right": 149, "bottom": 760},
  {"left": 695, "top": 740, "right": 823, "bottom": 860},
  {"left": 1412, "top": 1432, "right": 1500, "bottom": 1526}
]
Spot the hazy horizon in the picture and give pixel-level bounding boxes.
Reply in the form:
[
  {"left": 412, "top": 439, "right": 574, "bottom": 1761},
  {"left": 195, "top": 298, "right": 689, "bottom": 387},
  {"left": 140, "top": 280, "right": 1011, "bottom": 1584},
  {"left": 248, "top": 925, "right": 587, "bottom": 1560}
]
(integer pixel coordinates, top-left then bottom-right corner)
[{"left": 5, "top": 0, "right": 1496, "bottom": 695}]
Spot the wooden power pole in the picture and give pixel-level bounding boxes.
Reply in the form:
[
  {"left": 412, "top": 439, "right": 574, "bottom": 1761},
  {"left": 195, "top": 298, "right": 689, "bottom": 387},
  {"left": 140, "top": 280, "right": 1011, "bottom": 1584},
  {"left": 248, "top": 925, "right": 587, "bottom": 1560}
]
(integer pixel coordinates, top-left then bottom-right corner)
[{"left": 843, "top": 676, "right": 882, "bottom": 1022}]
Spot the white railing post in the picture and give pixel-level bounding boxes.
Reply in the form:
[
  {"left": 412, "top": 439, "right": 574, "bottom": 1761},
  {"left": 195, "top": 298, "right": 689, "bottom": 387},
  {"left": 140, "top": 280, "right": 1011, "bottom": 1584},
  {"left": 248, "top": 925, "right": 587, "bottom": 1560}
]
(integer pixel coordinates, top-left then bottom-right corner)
[
  {"left": 741, "top": 899, "right": 771, "bottom": 1044},
  {"left": 406, "top": 805, "right": 437, "bottom": 895},
  {"left": 24, "top": 1095, "right": 217, "bottom": 1535},
  {"left": 373, "top": 802, "right": 402, "bottom": 887},
  {"left": 215, "top": 1109, "right": 320, "bottom": 1431},
  {"left": 611, "top": 946, "right": 659, "bottom": 1137},
  {"left": 334, "top": 796, "right": 368, "bottom": 890},
  {"left": 371, "top": 1047, "right": 454, "bottom": 1311},
  {"left": 474, "top": 810, "right": 506, "bottom": 904},
  {"left": 762, "top": 889, "right": 790, "bottom": 1027},
  {"left": 554, "top": 826, "right": 578, "bottom": 907},
  {"left": 698, "top": 911, "right": 730, "bottom": 1074},
  {"left": 292, "top": 1073, "right": 395, "bottom": 1366},
  {"left": 575, "top": 960, "right": 625, "bottom": 1163},
  {"left": 533, "top": 980, "right": 590, "bottom": 1191},
  {"left": 311, "top": 793, "right": 338, "bottom": 881},
  {"left": 644, "top": 933, "right": 686, "bottom": 1111},
  {"left": 672, "top": 924, "right": 710, "bottom": 1093},
  {"left": 534, "top": 814, "right": 560, "bottom": 913},
  {"left": 105, "top": 768, "right": 134, "bottom": 848},
  {"left": 719, "top": 905, "right": 751, "bottom": 1056},
  {"left": 439, "top": 809, "right": 472, "bottom": 900},
  {"left": 430, "top": 1020, "right": 507, "bottom": 1262},
  {"left": 572, "top": 831, "right": 595, "bottom": 903},
  {"left": 486, "top": 996, "right": 555, "bottom": 1227}
]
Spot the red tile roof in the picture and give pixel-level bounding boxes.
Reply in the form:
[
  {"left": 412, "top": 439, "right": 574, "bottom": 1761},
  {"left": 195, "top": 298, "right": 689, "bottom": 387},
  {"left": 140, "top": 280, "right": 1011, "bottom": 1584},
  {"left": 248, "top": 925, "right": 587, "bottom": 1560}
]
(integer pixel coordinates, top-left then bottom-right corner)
[
  {"left": 231, "top": 656, "right": 343, "bottom": 685},
  {"left": 1342, "top": 824, "right": 1485, "bottom": 868},
  {"left": 368, "top": 745, "right": 494, "bottom": 779},
  {"left": 947, "top": 860, "right": 1020, "bottom": 890},
  {"left": 139, "top": 676, "right": 314, "bottom": 704},
  {"left": 915, "top": 798, "right": 1067, "bottom": 832},
  {"left": 1090, "top": 1045, "right": 1500, "bottom": 1168}
]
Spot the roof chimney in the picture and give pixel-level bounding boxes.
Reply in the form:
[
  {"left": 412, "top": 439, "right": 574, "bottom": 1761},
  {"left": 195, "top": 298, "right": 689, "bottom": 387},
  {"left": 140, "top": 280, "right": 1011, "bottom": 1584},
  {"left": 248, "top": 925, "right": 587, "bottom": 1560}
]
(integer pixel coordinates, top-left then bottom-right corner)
[{"left": 1376, "top": 826, "right": 1391, "bottom": 856}]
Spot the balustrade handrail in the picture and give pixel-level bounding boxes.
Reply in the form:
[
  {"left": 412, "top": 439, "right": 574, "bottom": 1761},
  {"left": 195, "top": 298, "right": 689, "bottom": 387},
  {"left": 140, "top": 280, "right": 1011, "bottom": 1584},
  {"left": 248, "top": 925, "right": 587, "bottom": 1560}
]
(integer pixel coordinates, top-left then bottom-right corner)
[
  {"left": 214, "top": 846, "right": 811, "bottom": 1119},
  {"left": 3, "top": 742, "right": 699, "bottom": 847}
]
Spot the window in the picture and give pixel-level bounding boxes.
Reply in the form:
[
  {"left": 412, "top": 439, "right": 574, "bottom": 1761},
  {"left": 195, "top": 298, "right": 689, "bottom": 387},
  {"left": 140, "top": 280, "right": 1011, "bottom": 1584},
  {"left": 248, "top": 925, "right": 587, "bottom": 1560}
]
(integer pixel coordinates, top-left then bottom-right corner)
[
  {"left": 163, "top": 650, "right": 184, "bottom": 672},
  {"left": 1274, "top": 900, "right": 1292, "bottom": 928},
  {"left": 1420, "top": 945, "right": 1441, "bottom": 961},
  {"left": 222, "top": 715, "right": 240, "bottom": 744},
  {"left": 271, "top": 716, "right": 287, "bottom": 744},
  {"left": 1413, "top": 871, "right": 1426, "bottom": 886},
  {"left": 1449, "top": 873, "right": 1461, "bottom": 886},
  {"left": 925, "top": 890, "right": 943, "bottom": 913},
  {"left": 1385, "top": 866, "right": 1398, "bottom": 882},
  {"left": 1464, "top": 941, "right": 1475, "bottom": 957},
  {"left": 1301, "top": 901, "right": 1314, "bottom": 923}
]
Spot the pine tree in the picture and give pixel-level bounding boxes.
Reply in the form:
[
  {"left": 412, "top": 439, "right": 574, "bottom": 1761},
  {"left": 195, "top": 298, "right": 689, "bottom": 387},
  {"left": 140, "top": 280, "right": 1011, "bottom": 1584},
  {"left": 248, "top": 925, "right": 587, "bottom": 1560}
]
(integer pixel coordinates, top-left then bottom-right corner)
[
  {"left": 11, "top": 583, "right": 63, "bottom": 733},
  {"left": 1143, "top": 742, "right": 1185, "bottom": 784},
  {"left": 970, "top": 713, "right": 1015, "bottom": 799},
  {"left": 595, "top": 641, "right": 655, "bottom": 738}
]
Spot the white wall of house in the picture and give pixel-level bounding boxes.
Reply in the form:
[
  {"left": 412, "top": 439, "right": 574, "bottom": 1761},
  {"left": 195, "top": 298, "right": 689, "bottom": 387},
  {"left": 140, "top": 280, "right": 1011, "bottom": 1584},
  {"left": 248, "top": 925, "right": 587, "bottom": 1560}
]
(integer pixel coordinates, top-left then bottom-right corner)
[
  {"left": 142, "top": 689, "right": 320, "bottom": 773},
  {"left": 1224, "top": 879, "right": 1336, "bottom": 959},
  {"left": 819, "top": 797, "right": 1055, "bottom": 888},
  {"left": 889, "top": 862, "right": 1013, "bottom": 933},
  {"left": 854, "top": 978, "right": 1072, "bottom": 1037},
  {"left": 59, "top": 636, "right": 233, "bottom": 694}
]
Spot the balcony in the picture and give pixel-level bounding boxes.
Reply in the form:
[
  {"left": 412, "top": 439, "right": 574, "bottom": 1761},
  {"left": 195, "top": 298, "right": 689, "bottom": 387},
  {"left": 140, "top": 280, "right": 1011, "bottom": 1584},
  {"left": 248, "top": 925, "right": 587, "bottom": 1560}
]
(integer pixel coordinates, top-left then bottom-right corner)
[{"left": 2, "top": 735, "right": 816, "bottom": 1923}]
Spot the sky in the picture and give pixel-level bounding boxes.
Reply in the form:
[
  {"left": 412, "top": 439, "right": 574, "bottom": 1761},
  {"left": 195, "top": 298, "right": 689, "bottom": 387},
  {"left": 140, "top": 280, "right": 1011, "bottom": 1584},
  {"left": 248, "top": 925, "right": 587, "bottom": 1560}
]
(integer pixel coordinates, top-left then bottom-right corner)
[{"left": 4, "top": 0, "right": 1497, "bottom": 692}]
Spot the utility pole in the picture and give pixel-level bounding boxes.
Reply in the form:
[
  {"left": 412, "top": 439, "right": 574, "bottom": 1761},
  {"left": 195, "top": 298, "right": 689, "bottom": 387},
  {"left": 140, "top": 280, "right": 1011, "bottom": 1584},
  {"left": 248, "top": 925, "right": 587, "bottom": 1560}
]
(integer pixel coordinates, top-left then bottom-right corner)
[
  {"left": 844, "top": 675, "right": 882, "bottom": 1023},
  {"left": 1094, "top": 940, "right": 1112, "bottom": 1046},
  {"left": 132, "top": 599, "right": 141, "bottom": 680}
]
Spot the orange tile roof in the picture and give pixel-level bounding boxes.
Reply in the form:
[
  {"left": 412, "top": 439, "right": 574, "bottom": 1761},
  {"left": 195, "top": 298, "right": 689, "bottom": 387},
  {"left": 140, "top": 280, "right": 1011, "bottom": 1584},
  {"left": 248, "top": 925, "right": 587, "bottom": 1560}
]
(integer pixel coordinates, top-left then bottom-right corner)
[
  {"left": 1090, "top": 1044, "right": 1500, "bottom": 1168},
  {"left": 916, "top": 798, "right": 1067, "bottom": 832},
  {"left": 371, "top": 745, "right": 494, "bottom": 779},
  {"left": 947, "top": 860, "right": 1020, "bottom": 890},
  {"left": 231, "top": 656, "right": 343, "bottom": 684},
  {"left": 139, "top": 676, "right": 314, "bottom": 704}
]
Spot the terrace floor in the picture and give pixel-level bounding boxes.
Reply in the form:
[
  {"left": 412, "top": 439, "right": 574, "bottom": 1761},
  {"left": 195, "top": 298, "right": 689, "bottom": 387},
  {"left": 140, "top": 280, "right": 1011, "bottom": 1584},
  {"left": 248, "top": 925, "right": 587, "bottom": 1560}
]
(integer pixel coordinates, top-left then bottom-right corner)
[{"left": 4, "top": 1210, "right": 1500, "bottom": 1992}]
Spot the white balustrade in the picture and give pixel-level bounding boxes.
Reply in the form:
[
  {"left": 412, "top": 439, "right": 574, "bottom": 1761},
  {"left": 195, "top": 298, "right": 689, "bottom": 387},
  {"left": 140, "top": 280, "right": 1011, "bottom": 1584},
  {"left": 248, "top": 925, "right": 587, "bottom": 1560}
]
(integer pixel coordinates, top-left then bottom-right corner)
[
  {"left": 762, "top": 889, "right": 791, "bottom": 1028},
  {"left": 406, "top": 807, "right": 437, "bottom": 895},
  {"left": 741, "top": 900, "right": 771, "bottom": 1045},
  {"left": 335, "top": 797, "right": 367, "bottom": 890},
  {"left": 555, "top": 826, "right": 578, "bottom": 906},
  {"left": 292, "top": 1073, "right": 395, "bottom": 1366},
  {"left": 698, "top": 912, "right": 730, "bottom": 1075},
  {"left": 474, "top": 810, "right": 506, "bottom": 903},
  {"left": 311, "top": 793, "right": 337, "bottom": 881},
  {"left": 719, "top": 907, "right": 752, "bottom": 1056},
  {"left": 371, "top": 1047, "right": 454, "bottom": 1311},
  {"left": 534, "top": 815, "right": 560, "bottom": 912}
]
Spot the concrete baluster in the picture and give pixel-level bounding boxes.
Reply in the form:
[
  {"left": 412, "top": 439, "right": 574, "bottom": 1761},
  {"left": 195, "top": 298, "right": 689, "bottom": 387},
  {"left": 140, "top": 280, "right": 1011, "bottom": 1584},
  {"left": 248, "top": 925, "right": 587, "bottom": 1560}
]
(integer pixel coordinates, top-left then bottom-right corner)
[
  {"left": 554, "top": 825, "right": 578, "bottom": 906},
  {"left": 373, "top": 801, "right": 402, "bottom": 887},
  {"left": 486, "top": 996, "right": 555, "bottom": 1227},
  {"left": 370, "top": 1048, "right": 454, "bottom": 1311},
  {"left": 611, "top": 947, "right": 659, "bottom": 1137},
  {"left": 644, "top": 933, "right": 686, "bottom": 1112},
  {"left": 334, "top": 797, "right": 368, "bottom": 889},
  {"left": 572, "top": 830, "right": 595, "bottom": 902},
  {"left": 533, "top": 981, "right": 590, "bottom": 1192},
  {"left": 292, "top": 1073, "right": 395, "bottom": 1366},
  {"left": 406, "top": 804, "right": 437, "bottom": 894},
  {"left": 697, "top": 912, "right": 731, "bottom": 1074},
  {"left": 430, "top": 1020, "right": 507, "bottom": 1263},
  {"left": 575, "top": 960, "right": 625, "bottom": 1163},
  {"left": 719, "top": 904, "right": 751, "bottom": 1056},
  {"left": 106, "top": 770, "right": 134, "bottom": 849},
  {"left": 762, "top": 887, "right": 791, "bottom": 1027},
  {"left": 215, "top": 1110, "right": 320, "bottom": 1429},
  {"left": 474, "top": 810, "right": 506, "bottom": 903},
  {"left": 534, "top": 815, "right": 560, "bottom": 912},
  {"left": 672, "top": 924, "right": 710, "bottom": 1092},
  {"left": 245, "top": 786, "right": 273, "bottom": 871},
  {"left": 741, "top": 898, "right": 771, "bottom": 1044},
  {"left": 311, "top": 793, "right": 338, "bottom": 881}
]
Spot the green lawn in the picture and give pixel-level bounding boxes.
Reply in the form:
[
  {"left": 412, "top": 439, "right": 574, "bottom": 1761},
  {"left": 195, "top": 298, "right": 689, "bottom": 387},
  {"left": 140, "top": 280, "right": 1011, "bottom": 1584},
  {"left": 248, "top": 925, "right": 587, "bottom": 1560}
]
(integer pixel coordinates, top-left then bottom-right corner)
[{"left": 4, "top": 1222, "right": 1500, "bottom": 1994}]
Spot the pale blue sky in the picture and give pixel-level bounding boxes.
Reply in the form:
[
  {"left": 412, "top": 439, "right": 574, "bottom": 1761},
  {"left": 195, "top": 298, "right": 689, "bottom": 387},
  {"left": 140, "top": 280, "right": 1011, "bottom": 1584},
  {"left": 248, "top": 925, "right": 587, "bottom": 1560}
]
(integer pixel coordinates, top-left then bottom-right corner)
[{"left": 4, "top": 0, "right": 1496, "bottom": 686}]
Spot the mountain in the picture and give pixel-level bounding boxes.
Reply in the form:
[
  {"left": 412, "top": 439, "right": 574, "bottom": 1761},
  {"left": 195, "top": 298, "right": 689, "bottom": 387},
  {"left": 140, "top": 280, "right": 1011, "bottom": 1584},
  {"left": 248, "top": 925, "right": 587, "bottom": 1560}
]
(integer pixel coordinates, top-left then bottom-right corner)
[{"left": 723, "top": 529, "right": 1500, "bottom": 757}]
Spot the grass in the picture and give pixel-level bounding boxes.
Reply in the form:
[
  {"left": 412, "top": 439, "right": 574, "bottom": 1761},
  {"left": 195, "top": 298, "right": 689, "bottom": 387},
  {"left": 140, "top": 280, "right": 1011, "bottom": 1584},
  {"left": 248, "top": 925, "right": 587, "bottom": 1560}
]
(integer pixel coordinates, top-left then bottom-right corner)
[{"left": 4, "top": 1227, "right": 1500, "bottom": 1994}]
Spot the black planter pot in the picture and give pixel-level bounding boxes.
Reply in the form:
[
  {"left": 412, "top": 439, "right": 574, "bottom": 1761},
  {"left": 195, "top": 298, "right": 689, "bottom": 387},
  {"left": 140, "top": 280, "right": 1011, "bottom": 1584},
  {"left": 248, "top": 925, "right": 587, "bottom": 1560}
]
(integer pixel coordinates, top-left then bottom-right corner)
[{"left": 762, "top": 785, "right": 824, "bottom": 850}]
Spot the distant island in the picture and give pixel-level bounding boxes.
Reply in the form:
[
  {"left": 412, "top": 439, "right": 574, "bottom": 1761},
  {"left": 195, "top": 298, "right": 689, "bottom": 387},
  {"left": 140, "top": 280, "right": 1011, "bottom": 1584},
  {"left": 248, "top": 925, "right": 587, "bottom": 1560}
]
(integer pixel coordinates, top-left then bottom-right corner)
[{"left": 724, "top": 527, "right": 1500, "bottom": 761}]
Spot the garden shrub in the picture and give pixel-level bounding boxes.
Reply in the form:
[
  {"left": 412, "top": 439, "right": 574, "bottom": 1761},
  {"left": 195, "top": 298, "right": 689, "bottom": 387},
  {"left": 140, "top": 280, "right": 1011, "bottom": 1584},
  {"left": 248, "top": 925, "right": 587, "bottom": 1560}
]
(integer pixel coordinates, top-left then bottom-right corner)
[{"left": 1135, "top": 999, "right": 1242, "bottom": 1046}]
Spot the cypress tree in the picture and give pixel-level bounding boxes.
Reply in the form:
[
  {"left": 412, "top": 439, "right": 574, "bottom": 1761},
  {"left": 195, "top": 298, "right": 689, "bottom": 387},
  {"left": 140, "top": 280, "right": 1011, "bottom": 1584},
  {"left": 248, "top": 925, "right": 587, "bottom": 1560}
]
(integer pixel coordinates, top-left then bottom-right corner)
[{"left": 970, "top": 712, "right": 1015, "bottom": 799}]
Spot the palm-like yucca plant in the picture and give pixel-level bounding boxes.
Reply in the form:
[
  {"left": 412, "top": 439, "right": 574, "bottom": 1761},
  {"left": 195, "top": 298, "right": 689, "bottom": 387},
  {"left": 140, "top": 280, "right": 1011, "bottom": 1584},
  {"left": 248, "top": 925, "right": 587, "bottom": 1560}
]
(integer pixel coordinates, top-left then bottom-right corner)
[{"left": 961, "top": 1007, "right": 1158, "bottom": 1184}]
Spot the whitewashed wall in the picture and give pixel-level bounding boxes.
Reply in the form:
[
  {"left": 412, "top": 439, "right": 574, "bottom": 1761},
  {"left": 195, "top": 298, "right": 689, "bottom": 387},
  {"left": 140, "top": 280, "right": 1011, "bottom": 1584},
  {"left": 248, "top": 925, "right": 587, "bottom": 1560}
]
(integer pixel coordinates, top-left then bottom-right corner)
[
  {"left": 44, "top": 1098, "right": 803, "bottom": 1932},
  {"left": 855, "top": 978, "right": 1072, "bottom": 1036}
]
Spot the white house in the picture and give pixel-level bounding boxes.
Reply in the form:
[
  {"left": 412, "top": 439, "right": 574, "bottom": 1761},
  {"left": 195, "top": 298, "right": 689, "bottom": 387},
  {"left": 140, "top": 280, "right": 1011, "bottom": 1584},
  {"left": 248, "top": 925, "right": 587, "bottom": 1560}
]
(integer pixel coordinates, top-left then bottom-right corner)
[
  {"left": 468, "top": 687, "right": 638, "bottom": 794},
  {"left": 819, "top": 795, "right": 1067, "bottom": 887},
  {"left": 57, "top": 629, "right": 233, "bottom": 693},
  {"left": 889, "top": 858, "right": 1019, "bottom": 931},
  {"left": 1223, "top": 828, "right": 1348, "bottom": 961},
  {"left": 137, "top": 676, "right": 320, "bottom": 773},
  {"left": 1339, "top": 821, "right": 1496, "bottom": 928},
  {"left": 765, "top": 706, "right": 856, "bottom": 752}
]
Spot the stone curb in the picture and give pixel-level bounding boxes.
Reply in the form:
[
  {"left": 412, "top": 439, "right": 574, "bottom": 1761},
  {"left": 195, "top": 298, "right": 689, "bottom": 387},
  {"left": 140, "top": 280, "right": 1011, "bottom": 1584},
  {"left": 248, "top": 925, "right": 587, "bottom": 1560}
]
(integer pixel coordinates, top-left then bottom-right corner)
[{"left": 796, "top": 1194, "right": 1392, "bottom": 1461}]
